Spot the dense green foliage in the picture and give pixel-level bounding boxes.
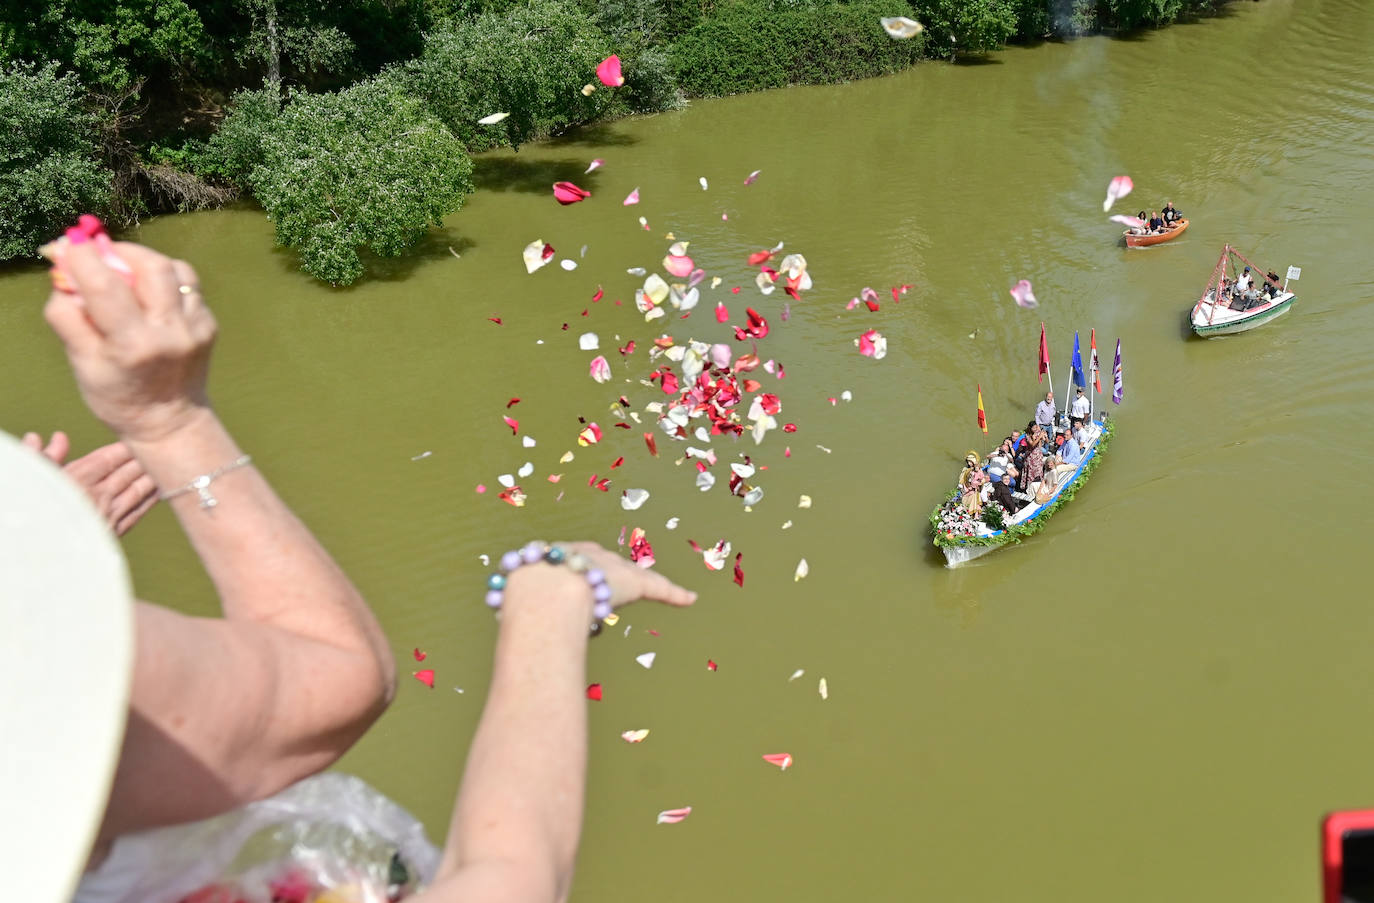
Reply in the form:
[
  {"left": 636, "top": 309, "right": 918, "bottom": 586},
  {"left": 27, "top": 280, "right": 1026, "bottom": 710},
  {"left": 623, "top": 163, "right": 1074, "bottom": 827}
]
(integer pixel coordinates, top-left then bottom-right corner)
[
  {"left": 0, "top": 0, "right": 1227, "bottom": 279},
  {"left": 0, "top": 64, "right": 112, "bottom": 260},
  {"left": 671, "top": 0, "right": 926, "bottom": 97},
  {"left": 250, "top": 81, "right": 474, "bottom": 284}
]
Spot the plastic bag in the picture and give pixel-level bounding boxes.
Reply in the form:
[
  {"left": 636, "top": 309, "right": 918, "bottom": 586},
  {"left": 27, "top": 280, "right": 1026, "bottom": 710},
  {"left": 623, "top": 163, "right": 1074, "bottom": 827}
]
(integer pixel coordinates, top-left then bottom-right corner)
[{"left": 74, "top": 773, "right": 439, "bottom": 903}]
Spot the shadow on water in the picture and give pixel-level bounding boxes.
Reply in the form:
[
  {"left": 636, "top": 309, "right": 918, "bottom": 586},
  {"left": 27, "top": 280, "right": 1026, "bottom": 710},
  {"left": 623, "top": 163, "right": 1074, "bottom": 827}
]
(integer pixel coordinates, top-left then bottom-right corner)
[
  {"left": 952, "top": 54, "right": 1005, "bottom": 66},
  {"left": 472, "top": 157, "right": 604, "bottom": 194},
  {"left": 269, "top": 228, "right": 477, "bottom": 289},
  {"left": 544, "top": 121, "right": 640, "bottom": 149}
]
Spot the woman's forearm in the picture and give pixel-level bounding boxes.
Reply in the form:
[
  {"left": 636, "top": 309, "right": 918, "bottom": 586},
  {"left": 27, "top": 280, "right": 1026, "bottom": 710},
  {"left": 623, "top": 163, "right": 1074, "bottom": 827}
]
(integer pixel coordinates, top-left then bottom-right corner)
[
  {"left": 124, "top": 406, "right": 392, "bottom": 686},
  {"left": 437, "top": 564, "right": 594, "bottom": 902}
]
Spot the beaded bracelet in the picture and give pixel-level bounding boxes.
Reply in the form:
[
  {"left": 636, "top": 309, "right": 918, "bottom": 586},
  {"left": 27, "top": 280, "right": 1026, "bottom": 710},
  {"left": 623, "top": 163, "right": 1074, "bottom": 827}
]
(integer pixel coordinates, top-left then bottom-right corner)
[{"left": 486, "top": 541, "right": 613, "bottom": 629}]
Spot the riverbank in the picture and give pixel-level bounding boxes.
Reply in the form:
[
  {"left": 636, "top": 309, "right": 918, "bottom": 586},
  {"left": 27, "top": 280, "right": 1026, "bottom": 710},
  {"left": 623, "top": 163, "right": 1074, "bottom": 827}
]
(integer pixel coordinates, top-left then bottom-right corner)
[{"left": 1, "top": 0, "right": 1229, "bottom": 283}]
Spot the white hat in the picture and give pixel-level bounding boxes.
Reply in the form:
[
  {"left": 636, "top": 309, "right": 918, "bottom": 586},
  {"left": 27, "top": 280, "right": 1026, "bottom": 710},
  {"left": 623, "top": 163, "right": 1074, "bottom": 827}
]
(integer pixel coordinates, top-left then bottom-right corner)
[{"left": 0, "top": 431, "right": 133, "bottom": 903}]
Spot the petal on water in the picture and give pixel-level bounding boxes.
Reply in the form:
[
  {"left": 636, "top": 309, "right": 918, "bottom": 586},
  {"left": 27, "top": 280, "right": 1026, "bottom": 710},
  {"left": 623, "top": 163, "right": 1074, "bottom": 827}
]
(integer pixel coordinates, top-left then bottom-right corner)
[
  {"left": 664, "top": 254, "right": 694, "bottom": 278},
  {"left": 1009, "top": 279, "right": 1038, "bottom": 309},
  {"left": 744, "top": 169, "right": 762, "bottom": 185},
  {"left": 579, "top": 332, "right": 600, "bottom": 350},
  {"left": 413, "top": 669, "right": 435, "bottom": 688},
  {"left": 553, "top": 181, "right": 591, "bottom": 205},
  {"left": 624, "top": 187, "right": 640, "bottom": 206},
  {"left": 794, "top": 558, "right": 809, "bottom": 582},
  {"left": 586, "top": 158, "right": 604, "bottom": 173},
  {"left": 590, "top": 355, "right": 612, "bottom": 383},
  {"left": 622, "top": 487, "right": 651, "bottom": 510},
  {"left": 762, "top": 753, "right": 793, "bottom": 770},
  {"left": 636, "top": 651, "right": 657, "bottom": 668}
]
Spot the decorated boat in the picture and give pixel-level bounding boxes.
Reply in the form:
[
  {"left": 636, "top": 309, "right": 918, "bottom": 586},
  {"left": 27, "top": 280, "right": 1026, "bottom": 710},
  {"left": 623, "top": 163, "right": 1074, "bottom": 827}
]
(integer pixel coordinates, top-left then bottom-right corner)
[
  {"left": 1124, "top": 217, "right": 1188, "bottom": 248},
  {"left": 931, "top": 416, "right": 1114, "bottom": 567},
  {"left": 1190, "top": 244, "right": 1299, "bottom": 338}
]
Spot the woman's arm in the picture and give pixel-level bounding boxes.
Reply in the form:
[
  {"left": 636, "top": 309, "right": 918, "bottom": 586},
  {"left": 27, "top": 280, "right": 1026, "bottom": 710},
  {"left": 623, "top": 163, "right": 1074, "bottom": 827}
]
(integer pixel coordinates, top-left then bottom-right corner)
[
  {"left": 414, "top": 547, "right": 695, "bottom": 903},
  {"left": 44, "top": 240, "right": 396, "bottom": 842}
]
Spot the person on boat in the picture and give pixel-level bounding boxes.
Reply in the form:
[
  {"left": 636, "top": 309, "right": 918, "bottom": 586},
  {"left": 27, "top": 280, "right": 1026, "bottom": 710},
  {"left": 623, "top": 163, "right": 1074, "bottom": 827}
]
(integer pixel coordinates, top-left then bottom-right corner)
[
  {"left": 1147, "top": 210, "right": 1165, "bottom": 233},
  {"left": 990, "top": 472, "right": 1023, "bottom": 515},
  {"left": 1035, "top": 392, "right": 1056, "bottom": 434},
  {"left": 1070, "top": 386, "right": 1091, "bottom": 423},
  {"left": 1035, "top": 455, "right": 1063, "bottom": 505},
  {"left": 1073, "top": 417, "right": 1091, "bottom": 450},
  {"left": 1059, "top": 427, "right": 1084, "bottom": 466},
  {"left": 1264, "top": 270, "right": 1282, "bottom": 298},
  {"left": 1022, "top": 433, "right": 1045, "bottom": 493},
  {"left": 1236, "top": 266, "right": 1253, "bottom": 294},
  {"left": 1162, "top": 201, "right": 1181, "bottom": 225}
]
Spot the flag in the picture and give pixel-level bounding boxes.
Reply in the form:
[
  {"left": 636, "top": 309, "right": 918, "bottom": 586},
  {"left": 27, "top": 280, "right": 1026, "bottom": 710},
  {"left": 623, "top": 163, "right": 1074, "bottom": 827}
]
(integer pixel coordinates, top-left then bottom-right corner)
[
  {"left": 1037, "top": 323, "right": 1050, "bottom": 382},
  {"left": 976, "top": 384, "right": 988, "bottom": 434},
  {"left": 1090, "top": 329, "right": 1102, "bottom": 393},
  {"left": 1071, "top": 332, "right": 1086, "bottom": 387},
  {"left": 1112, "top": 338, "right": 1124, "bottom": 404}
]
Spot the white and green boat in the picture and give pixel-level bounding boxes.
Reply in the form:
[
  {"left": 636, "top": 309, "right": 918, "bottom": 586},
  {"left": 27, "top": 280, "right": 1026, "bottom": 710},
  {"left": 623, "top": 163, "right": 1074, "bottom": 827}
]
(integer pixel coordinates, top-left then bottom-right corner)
[{"left": 1190, "top": 244, "right": 1299, "bottom": 338}]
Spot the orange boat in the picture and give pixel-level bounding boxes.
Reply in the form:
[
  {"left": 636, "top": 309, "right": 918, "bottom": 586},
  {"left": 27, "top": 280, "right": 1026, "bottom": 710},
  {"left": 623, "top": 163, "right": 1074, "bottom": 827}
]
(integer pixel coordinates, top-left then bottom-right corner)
[{"left": 1124, "top": 217, "right": 1188, "bottom": 247}]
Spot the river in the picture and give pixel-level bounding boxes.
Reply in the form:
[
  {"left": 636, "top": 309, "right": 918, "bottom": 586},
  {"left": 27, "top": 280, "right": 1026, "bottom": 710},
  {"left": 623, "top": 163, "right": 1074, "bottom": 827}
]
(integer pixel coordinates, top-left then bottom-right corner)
[{"left": 4, "top": 0, "right": 1374, "bottom": 899}]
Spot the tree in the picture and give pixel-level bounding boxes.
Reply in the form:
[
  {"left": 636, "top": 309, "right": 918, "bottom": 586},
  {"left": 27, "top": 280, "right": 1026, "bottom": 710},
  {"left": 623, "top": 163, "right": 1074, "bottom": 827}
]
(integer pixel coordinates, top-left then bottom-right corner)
[
  {"left": 0, "top": 63, "right": 112, "bottom": 261},
  {"left": 910, "top": 0, "right": 1018, "bottom": 55},
  {"left": 249, "top": 80, "right": 473, "bottom": 285}
]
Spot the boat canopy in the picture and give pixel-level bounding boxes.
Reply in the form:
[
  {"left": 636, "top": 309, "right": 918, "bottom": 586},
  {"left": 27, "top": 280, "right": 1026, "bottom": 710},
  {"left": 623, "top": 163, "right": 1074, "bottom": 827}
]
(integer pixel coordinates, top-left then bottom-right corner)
[{"left": 1192, "top": 244, "right": 1285, "bottom": 326}]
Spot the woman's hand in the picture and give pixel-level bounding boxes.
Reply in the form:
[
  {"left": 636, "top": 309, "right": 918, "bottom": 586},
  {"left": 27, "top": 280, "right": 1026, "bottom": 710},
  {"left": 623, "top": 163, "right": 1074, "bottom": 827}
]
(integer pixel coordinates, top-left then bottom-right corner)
[
  {"left": 21, "top": 430, "right": 160, "bottom": 536},
  {"left": 561, "top": 541, "right": 697, "bottom": 610},
  {"left": 44, "top": 241, "right": 217, "bottom": 444}
]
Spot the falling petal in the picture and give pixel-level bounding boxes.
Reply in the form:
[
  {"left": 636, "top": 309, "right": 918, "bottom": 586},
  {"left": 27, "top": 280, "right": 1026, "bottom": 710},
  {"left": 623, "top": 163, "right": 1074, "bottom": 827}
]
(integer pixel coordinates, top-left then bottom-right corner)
[
  {"left": 715, "top": 302, "right": 729, "bottom": 323},
  {"left": 621, "top": 729, "right": 651, "bottom": 743},
  {"left": 1109, "top": 214, "right": 1146, "bottom": 229},
  {"left": 476, "top": 484, "right": 487, "bottom": 493},
  {"left": 517, "top": 461, "right": 534, "bottom": 478},
  {"left": 880, "top": 15, "right": 924, "bottom": 38},
  {"left": 688, "top": 268, "right": 707, "bottom": 287},
  {"left": 639, "top": 216, "right": 649, "bottom": 230},
  {"left": 1102, "top": 175, "right": 1134, "bottom": 212},
  {"left": 581, "top": 83, "right": 597, "bottom": 96},
  {"left": 523, "top": 239, "right": 555, "bottom": 274},
  {"left": 597, "top": 54, "right": 625, "bottom": 87},
  {"left": 624, "top": 187, "right": 640, "bottom": 206},
  {"left": 856, "top": 329, "right": 887, "bottom": 359},
  {"left": 586, "top": 158, "right": 604, "bottom": 173},
  {"left": 794, "top": 558, "right": 809, "bottom": 582},
  {"left": 644, "top": 432, "right": 659, "bottom": 456},
  {"left": 578, "top": 423, "right": 603, "bottom": 446},
  {"left": 590, "top": 355, "right": 612, "bottom": 383},
  {"left": 788, "top": 669, "right": 805, "bottom": 682},
  {"left": 798, "top": 495, "right": 812, "bottom": 508},
  {"left": 656, "top": 807, "right": 692, "bottom": 825},
  {"left": 762, "top": 753, "right": 793, "bottom": 770},
  {"left": 664, "top": 253, "right": 694, "bottom": 278},
  {"left": 478, "top": 112, "right": 510, "bottom": 124},
  {"left": 579, "top": 332, "right": 600, "bottom": 350},
  {"left": 497, "top": 474, "right": 515, "bottom": 489},
  {"left": 1009, "top": 279, "right": 1038, "bottom": 309},
  {"left": 744, "top": 170, "right": 762, "bottom": 185},
  {"left": 707, "top": 659, "right": 718, "bottom": 670},
  {"left": 413, "top": 669, "right": 435, "bottom": 688},
  {"left": 699, "top": 176, "right": 709, "bottom": 190},
  {"left": 586, "top": 683, "right": 603, "bottom": 700},
  {"left": 622, "top": 488, "right": 651, "bottom": 510},
  {"left": 413, "top": 648, "right": 427, "bottom": 661},
  {"left": 504, "top": 415, "right": 519, "bottom": 435},
  {"left": 553, "top": 181, "right": 591, "bottom": 205},
  {"left": 523, "top": 435, "right": 537, "bottom": 447},
  {"left": 560, "top": 259, "right": 578, "bottom": 270},
  {"left": 636, "top": 651, "right": 656, "bottom": 669},
  {"left": 819, "top": 678, "right": 828, "bottom": 700},
  {"left": 733, "top": 552, "right": 744, "bottom": 587},
  {"left": 665, "top": 516, "right": 679, "bottom": 529},
  {"left": 411, "top": 451, "right": 432, "bottom": 461},
  {"left": 592, "top": 286, "right": 604, "bottom": 302}
]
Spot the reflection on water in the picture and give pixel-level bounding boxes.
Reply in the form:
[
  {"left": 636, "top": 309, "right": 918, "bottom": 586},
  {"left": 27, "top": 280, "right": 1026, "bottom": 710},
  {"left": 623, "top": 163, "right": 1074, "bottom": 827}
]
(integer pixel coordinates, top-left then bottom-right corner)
[{"left": 4, "top": 1, "right": 1374, "bottom": 900}]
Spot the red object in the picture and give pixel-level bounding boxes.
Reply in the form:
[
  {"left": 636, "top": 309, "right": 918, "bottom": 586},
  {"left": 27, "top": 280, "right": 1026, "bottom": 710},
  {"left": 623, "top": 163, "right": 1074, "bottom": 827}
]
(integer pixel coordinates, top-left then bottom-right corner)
[
  {"left": 553, "top": 181, "right": 591, "bottom": 205},
  {"left": 1038, "top": 322, "right": 1051, "bottom": 382},
  {"left": 977, "top": 383, "right": 987, "bottom": 434},
  {"left": 596, "top": 55, "right": 625, "bottom": 87},
  {"left": 488, "top": 317, "right": 503, "bottom": 325},
  {"left": 865, "top": 298, "right": 880, "bottom": 312},
  {"left": 1323, "top": 810, "right": 1374, "bottom": 903},
  {"left": 707, "top": 659, "right": 718, "bottom": 671},
  {"left": 1090, "top": 328, "right": 1103, "bottom": 393},
  {"left": 715, "top": 302, "right": 729, "bottom": 323},
  {"left": 758, "top": 393, "right": 781, "bottom": 415},
  {"left": 733, "top": 553, "right": 745, "bottom": 587},
  {"left": 506, "top": 397, "right": 520, "bottom": 408},
  {"left": 610, "top": 455, "right": 624, "bottom": 469},
  {"left": 644, "top": 433, "right": 659, "bottom": 457},
  {"left": 747, "top": 249, "right": 773, "bottom": 266},
  {"left": 762, "top": 753, "right": 793, "bottom": 770},
  {"left": 732, "top": 308, "right": 769, "bottom": 341},
  {"left": 586, "top": 683, "right": 603, "bottom": 701},
  {"left": 503, "top": 415, "right": 519, "bottom": 435},
  {"left": 413, "top": 669, "right": 435, "bottom": 688},
  {"left": 782, "top": 423, "right": 797, "bottom": 433},
  {"left": 592, "top": 286, "right": 604, "bottom": 302},
  {"left": 731, "top": 286, "right": 741, "bottom": 294},
  {"left": 413, "top": 648, "right": 426, "bottom": 662}
]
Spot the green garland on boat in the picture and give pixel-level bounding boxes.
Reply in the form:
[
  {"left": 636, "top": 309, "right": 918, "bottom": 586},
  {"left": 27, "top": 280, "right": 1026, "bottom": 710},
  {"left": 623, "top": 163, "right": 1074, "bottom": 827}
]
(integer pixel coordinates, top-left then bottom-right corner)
[{"left": 928, "top": 420, "right": 1116, "bottom": 549}]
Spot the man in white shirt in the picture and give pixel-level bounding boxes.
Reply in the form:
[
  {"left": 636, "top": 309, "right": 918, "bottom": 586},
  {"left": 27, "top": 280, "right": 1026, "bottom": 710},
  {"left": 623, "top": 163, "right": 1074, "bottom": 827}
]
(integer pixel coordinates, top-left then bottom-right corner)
[
  {"left": 1070, "top": 386, "right": 1091, "bottom": 423},
  {"left": 1073, "top": 418, "right": 1091, "bottom": 450},
  {"left": 1236, "top": 267, "right": 1253, "bottom": 294}
]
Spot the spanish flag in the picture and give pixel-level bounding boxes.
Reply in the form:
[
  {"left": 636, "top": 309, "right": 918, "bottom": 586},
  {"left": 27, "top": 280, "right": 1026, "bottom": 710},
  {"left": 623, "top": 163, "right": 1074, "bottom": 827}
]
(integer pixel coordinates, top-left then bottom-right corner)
[{"left": 976, "top": 384, "right": 988, "bottom": 434}]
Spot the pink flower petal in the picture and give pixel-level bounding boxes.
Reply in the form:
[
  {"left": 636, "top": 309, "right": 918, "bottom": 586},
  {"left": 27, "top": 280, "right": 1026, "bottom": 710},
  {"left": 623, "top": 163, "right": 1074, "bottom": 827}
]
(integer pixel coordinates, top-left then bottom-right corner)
[
  {"left": 663, "top": 254, "right": 694, "bottom": 278},
  {"left": 715, "top": 302, "right": 729, "bottom": 323},
  {"left": 744, "top": 170, "right": 762, "bottom": 185},
  {"left": 589, "top": 354, "right": 611, "bottom": 383},
  {"left": 656, "top": 806, "right": 692, "bottom": 825},
  {"left": 1009, "top": 279, "right": 1038, "bottom": 309},
  {"left": 413, "top": 669, "right": 435, "bottom": 688},
  {"left": 1102, "top": 175, "right": 1134, "bottom": 212},
  {"left": 624, "top": 188, "right": 640, "bottom": 206},
  {"left": 688, "top": 268, "right": 707, "bottom": 287},
  {"left": 762, "top": 753, "right": 793, "bottom": 770},
  {"left": 585, "top": 158, "right": 604, "bottom": 173},
  {"left": 597, "top": 55, "right": 625, "bottom": 87},
  {"left": 553, "top": 181, "right": 591, "bottom": 205},
  {"left": 1109, "top": 214, "right": 1146, "bottom": 229}
]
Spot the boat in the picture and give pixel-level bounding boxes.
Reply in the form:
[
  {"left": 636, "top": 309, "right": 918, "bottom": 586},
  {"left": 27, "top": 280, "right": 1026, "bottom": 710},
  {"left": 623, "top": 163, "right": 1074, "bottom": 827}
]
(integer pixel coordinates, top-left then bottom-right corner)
[
  {"left": 1190, "top": 244, "right": 1298, "bottom": 338},
  {"left": 930, "top": 415, "right": 1115, "bottom": 567},
  {"left": 1124, "top": 218, "right": 1188, "bottom": 248}
]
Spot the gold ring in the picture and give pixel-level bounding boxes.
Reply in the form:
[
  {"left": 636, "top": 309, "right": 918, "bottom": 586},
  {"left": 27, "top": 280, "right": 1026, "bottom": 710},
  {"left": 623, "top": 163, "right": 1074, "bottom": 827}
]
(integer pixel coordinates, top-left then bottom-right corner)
[{"left": 178, "top": 284, "right": 195, "bottom": 295}]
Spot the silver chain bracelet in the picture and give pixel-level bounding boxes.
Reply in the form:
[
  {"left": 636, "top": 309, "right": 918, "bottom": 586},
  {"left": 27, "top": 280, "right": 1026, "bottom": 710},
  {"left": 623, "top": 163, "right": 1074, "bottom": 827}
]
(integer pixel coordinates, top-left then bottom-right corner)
[{"left": 159, "top": 455, "right": 253, "bottom": 509}]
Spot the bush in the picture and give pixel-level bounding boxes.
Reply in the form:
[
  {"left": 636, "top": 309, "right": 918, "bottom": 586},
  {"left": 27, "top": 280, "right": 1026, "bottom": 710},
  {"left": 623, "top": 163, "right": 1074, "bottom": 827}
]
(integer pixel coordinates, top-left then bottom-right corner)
[
  {"left": 395, "top": 0, "right": 614, "bottom": 152},
  {"left": 249, "top": 80, "right": 474, "bottom": 285},
  {"left": 0, "top": 63, "right": 112, "bottom": 261},
  {"left": 669, "top": 0, "right": 926, "bottom": 98},
  {"left": 909, "top": 0, "right": 1018, "bottom": 55},
  {"left": 207, "top": 85, "right": 285, "bottom": 187}
]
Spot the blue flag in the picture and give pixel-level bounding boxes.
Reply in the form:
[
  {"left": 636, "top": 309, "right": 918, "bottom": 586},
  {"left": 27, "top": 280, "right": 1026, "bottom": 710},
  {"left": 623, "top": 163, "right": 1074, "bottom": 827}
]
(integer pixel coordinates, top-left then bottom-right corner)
[{"left": 1071, "top": 332, "right": 1086, "bottom": 387}]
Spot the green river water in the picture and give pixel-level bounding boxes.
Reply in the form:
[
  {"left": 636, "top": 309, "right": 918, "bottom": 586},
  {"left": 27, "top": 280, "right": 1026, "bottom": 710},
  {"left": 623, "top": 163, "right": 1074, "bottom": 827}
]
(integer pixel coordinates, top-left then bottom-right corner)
[{"left": 5, "top": 0, "right": 1374, "bottom": 899}]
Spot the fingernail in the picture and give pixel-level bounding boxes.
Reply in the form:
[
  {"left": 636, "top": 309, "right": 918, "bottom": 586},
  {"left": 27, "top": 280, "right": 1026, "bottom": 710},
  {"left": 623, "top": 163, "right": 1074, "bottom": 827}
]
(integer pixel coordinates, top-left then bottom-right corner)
[{"left": 65, "top": 227, "right": 88, "bottom": 245}]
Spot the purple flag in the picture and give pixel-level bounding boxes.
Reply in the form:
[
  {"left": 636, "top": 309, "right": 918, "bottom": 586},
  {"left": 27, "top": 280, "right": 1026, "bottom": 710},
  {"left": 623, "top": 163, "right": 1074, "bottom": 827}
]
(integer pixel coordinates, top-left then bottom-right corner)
[{"left": 1112, "top": 338, "right": 1124, "bottom": 404}]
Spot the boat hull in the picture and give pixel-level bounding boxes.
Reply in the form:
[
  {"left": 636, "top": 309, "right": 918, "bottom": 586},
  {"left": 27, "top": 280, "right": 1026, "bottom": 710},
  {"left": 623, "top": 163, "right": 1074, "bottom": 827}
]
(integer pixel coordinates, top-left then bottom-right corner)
[
  {"left": 1124, "top": 218, "right": 1188, "bottom": 248},
  {"left": 1191, "top": 293, "right": 1296, "bottom": 337}
]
